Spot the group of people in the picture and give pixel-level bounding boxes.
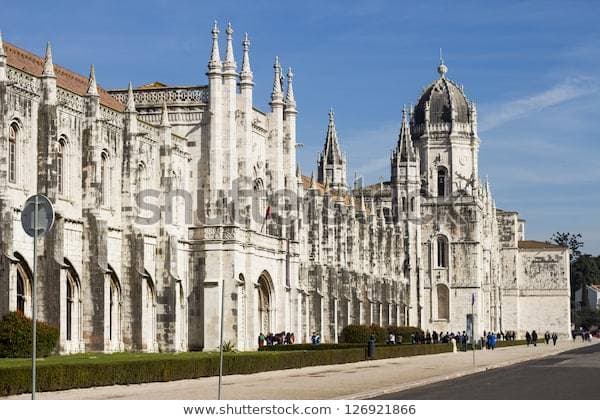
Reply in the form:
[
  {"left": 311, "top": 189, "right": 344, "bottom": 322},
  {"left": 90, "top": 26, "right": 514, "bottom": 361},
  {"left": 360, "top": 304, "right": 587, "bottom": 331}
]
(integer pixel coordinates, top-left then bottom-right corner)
[
  {"left": 257, "top": 331, "right": 295, "bottom": 347},
  {"left": 524, "top": 330, "right": 559, "bottom": 346},
  {"left": 572, "top": 329, "right": 593, "bottom": 342}
]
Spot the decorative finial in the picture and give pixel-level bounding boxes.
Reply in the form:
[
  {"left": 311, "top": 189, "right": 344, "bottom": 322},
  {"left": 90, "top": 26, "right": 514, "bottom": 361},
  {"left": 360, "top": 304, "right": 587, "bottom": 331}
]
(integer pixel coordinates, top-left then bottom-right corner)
[
  {"left": 208, "top": 21, "right": 221, "bottom": 71},
  {"left": 42, "top": 41, "right": 55, "bottom": 77},
  {"left": 86, "top": 64, "right": 99, "bottom": 97},
  {"left": 270, "top": 56, "right": 283, "bottom": 103},
  {"left": 126, "top": 82, "right": 136, "bottom": 112},
  {"left": 437, "top": 48, "right": 448, "bottom": 78},
  {"left": 224, "top": 22, "right": 236, "bottom": 70},
  {"left": 0, "top": 30, "right": 5, "bottom": 58},
  {"left": 240, "top": 32, "right": 253, "bottom": 84},
  {"left": 328, "top": 108, "right": 334, "bottom": 122},
  {"left": 285, "top": 67, "right": 296, "bottom": 110},
  {"left": 160, "top": 100, "right": 171, "bottom": 127}
]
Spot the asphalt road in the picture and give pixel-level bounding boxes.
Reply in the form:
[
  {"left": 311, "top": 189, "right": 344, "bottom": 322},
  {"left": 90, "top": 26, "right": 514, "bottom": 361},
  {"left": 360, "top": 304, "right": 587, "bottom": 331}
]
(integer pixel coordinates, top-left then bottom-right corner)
[{"left": 374, "top": 342, "right": 600, "bottom": 399}]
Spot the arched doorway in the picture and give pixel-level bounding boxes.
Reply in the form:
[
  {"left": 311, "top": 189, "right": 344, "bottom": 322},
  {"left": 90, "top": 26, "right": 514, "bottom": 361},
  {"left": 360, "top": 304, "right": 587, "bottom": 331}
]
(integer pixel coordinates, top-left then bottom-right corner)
[
  {"left": 63, "top": 259, "right": 82, "bottom": 352},
  {"left": 106, "top": 266, "right": 122, "bottom": 352},
  {"left": 141, "top": 271, "right": 157, "bottom": 352},
  {"left": 257, "top": 272, "right": 273, "bottom": 335}
]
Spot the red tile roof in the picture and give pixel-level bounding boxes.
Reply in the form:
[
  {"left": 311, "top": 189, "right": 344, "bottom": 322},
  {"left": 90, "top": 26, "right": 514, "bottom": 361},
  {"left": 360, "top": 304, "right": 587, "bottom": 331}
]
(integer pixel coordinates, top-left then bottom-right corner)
[
  {"left": 518, "top": 240, "right": 566, "bottom": 250},
  {"left": 3, "top": 41, "right": 124, "bottom": 112}
]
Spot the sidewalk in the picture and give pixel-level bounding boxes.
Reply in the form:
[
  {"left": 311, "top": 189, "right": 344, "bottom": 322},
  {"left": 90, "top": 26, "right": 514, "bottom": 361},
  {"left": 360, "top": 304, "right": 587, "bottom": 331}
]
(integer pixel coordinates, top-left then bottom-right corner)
[{"left": 3, "top": 339, "right": 595, "bottom": 400}]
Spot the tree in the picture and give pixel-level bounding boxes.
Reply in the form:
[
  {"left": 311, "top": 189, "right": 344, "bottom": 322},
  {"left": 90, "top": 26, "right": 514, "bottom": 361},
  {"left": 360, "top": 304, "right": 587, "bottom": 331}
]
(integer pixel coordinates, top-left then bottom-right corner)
[
  {"left": 571, "top": 254, "right": 600, "bottom": 308},
  {"left": 550, "top": 232, "right": 584, "bottom": 263}
]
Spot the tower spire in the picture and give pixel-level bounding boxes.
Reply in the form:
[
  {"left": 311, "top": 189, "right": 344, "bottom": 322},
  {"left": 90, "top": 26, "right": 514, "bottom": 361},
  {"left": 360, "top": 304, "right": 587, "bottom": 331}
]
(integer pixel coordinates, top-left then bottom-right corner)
[
  {"left": 397, "top": 105, "right": 415, "bottom": 161},
  {"left": 285, "top": 67, "right": 296, "bottom": 110},
  {"left": 270, "top": 56, "right": 283, "bottom": 104},
  {"left": 126, "top": 81, "right": 136, "bottom": 112},
  {"left": 208, "top": 21, "right": 222, "bottom": 72},
  {"left": 223, "top": 22, "right": 236, "bottom": 72},
  {"left": 240, "top": 32, "right": 253, "bottom": 85},
  {"left": 317, "top": 108, "right": 347, "bottom": 191},
  {"left": 42, "top": 41, "right": 55, "bottom": 77},
  {"left": 86, "top": 64, "right": 99, "bottom": 97},
  {"left": 0, "top": 30, "right": 7, "bottom": 82}
]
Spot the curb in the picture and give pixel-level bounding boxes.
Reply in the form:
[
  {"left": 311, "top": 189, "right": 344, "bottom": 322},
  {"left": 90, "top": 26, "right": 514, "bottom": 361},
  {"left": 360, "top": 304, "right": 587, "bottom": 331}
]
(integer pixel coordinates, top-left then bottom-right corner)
[{"left": 336, "top": 342, "right": 595, "bottom": 400}]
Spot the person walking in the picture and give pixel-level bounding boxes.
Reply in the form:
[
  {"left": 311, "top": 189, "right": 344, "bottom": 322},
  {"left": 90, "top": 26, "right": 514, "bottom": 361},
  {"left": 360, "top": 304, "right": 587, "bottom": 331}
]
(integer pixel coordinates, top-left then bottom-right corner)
[
  {"left": 525, "top": 331, "right": 531, "bottom": 346},
  {"left": 551, "top": 332, "right": 558, "bottom": 346},
  {"left": 531, "top": 330, "right": 538, "bottom": 346},
  {"left": 258, "top": 332, "right": 265, "bottom": 348},
  {"left": 544, "top": 331, "right": 550, "bottom": 345}
]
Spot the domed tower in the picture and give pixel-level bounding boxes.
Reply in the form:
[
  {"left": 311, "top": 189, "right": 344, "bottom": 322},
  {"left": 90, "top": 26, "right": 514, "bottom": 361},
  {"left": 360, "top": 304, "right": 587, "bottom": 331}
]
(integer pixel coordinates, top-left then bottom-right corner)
[{"left": 410, "top": 57, "right": 479, "bottom": 198}]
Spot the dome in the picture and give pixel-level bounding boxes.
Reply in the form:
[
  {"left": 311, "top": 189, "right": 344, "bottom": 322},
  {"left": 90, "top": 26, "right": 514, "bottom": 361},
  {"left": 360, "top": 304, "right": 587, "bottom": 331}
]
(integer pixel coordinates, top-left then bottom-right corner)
[{"left": 412, "top": 62, "right": 470, "bottom": 125}]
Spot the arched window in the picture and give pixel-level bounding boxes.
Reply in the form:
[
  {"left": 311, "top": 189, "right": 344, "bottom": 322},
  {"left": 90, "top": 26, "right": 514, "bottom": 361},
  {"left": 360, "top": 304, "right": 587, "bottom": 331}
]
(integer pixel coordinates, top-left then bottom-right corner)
[
  {"left": 410, "top": 197, "right": 415, "bottom": 212},
  {"left": 436, "top": 284, "right": 449, "bottom": 320},
  {"left": 9, "top": 123, "right": 18, "bottom": 183},
  {"left": 16, "top": 273, "right": 25, "bottom": 313},
  {"left": 401, "top": 197, "right": 406, "bottom": 212},
  {"left": 436, "top": 236, "right": 449, "bottom": 268},
  {"left": 66, "top": 276, "right": 73, "bottom": 341},
  {"left": 57, "top": 137, "right": 66, "bottom": 195},
  {"left": 100, "top": 151, "right": 110, "bottom": 206},
  {"left": 437, "top": 167, "right": 448, "bottom": 198},
  {"left": 137, "top": 162, "right": 147, "bottom": 195}
]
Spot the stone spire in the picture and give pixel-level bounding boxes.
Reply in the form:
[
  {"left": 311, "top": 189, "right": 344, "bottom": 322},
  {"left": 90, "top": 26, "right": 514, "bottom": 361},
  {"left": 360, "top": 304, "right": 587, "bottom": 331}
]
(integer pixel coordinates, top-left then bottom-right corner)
[
  {"left": 240, "top": 32, "right": 253, "bottom": 85},
  {"left": 160, "top": 100, "right": 171, "bottom": 127},
  {"left": 317, "top": 108, "right": 347, "bottom": 191},
  {"left": 86, "top": 64, "right": 99, "bottom": 97},
  {"left": 270, "top": 56, "right": 283, "bottom": 104},
  {"left": 397, "top": 106, "right": 416, "bottom": 162},
  {"left": 223, "top": 22, "right": 236, "bottom": 73},
  {"left": 0, "top": 30, "right": 6, "bottom": 82},
  {"left": 126, "top": 81, "right": 136, "bottom": 112},
  {"left": 309, "top": 171, "right": 317, "bottom": 190},
  {"left": 323, "top": 109, "right": 343, "bottom": 165},
  {"left": 208, "top": 21, "right": 222, "bottom": 73},
  {"left": 42, "top": 41, "right": 55, "bottom": 78},
  {"left": 285, "top": 67, "right": 296, "bottom": 111}
]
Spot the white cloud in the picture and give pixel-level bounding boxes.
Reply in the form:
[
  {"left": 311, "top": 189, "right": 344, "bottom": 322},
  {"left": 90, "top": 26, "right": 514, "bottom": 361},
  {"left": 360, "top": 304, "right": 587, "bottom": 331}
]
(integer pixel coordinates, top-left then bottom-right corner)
[{"left": 479, "top": 77, "right": 598, "bottom": 132}]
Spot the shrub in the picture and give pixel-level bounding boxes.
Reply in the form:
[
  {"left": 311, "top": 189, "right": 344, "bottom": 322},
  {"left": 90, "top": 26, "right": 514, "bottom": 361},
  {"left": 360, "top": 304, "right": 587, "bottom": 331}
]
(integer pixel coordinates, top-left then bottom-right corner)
[
  {"left": 0, "top": 312, "right": 59, "bottom": 358},
  {"left": 0, "top": 343, "right": 454, "bottom": 396},
  {"left": 340, "top": 324, "right": 423, "bottom": 344}
]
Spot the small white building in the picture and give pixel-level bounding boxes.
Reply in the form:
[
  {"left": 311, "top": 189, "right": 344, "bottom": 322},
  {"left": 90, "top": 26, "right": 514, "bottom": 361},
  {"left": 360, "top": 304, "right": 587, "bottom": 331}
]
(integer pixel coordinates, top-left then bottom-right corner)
[{"left": 574, "top": 285, "right": 600, "bottom": 310}]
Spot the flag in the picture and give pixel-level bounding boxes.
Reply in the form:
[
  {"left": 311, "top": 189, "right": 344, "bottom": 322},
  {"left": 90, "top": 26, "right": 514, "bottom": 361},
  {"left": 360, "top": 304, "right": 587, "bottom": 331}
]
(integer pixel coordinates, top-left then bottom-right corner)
[{"left": 471, "top": 293, "right": 475, "bottom": 306}]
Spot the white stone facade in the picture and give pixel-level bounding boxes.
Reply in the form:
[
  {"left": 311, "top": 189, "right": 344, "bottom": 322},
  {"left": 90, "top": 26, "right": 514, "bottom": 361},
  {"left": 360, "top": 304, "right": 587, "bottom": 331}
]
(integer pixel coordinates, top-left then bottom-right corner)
[{"left": 0, "top": 26, "right": 571, "bottom": 354}]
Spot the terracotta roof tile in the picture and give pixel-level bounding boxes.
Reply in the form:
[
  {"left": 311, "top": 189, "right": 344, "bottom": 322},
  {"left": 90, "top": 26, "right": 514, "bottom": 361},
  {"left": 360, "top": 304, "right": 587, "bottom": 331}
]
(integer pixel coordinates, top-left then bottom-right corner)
[
  {"left": 518, "top": 240, "right": 566, "bottom": 250},
  {"left": 4, "top": 41, "right": 124, "bottom": 112}
]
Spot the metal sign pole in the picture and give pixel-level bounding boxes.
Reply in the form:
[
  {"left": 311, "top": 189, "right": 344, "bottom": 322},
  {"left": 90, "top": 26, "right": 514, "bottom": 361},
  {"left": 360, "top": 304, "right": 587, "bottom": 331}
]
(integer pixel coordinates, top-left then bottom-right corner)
[
  {"left": 32, "top": 196, "right": 38, "bottom": 400},
  {"left": 217, "top": 279, "right": 225, "bottom": 400}
]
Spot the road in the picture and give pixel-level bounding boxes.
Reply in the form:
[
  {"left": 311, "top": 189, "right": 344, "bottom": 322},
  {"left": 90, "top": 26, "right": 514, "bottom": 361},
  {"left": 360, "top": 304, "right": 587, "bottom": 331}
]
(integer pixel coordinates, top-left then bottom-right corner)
[{"left": 375, "top": 342, "right": 600, "bottom": 399}]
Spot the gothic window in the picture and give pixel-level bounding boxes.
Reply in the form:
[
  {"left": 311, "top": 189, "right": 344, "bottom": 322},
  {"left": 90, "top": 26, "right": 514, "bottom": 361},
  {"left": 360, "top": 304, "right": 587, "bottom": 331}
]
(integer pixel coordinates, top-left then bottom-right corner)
[
  {"left": 437, "top": 284, "right": 449, "bottom": 320},
  {"left": 100, "top": 150, "right": 110, "bottom": 206},
  {"left": 437, "top": 167, "right": 448, "bottom": 197},
  {"left": 9, "top": 123, "right": 18, "bottom": 183},
  {"left": 401, "top": 197, "right": 406, "bottom": 212},
  {"left": 57, "top": 137, "right": 66, "bottom": 195},
  {"left": 16, "top": 272, "right": 25, "bottom": 314},
  {"left": 410, "top": 197, "right": 415, "bottom": 212},
  {"left": 436, "top": 235, "right": 449, "bottom": 268}
]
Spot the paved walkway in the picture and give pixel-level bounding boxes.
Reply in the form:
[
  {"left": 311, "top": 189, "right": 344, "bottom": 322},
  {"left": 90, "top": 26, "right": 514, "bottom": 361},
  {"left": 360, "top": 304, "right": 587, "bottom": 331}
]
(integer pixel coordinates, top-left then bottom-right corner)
[{"left": 4, "top": 339, "right": 595, "bottom": 400}]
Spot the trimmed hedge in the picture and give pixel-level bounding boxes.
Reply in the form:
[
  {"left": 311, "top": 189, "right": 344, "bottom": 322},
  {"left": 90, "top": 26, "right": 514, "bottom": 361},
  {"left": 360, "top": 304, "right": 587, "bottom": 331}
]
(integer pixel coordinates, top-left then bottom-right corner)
[
  {"left": 0, "top": 343, "right": 452, "bottom": 396},
  {"left": 0, "top": 312, "right": 59, "bottom": 358},
  {"left": 340, "top": 324, "right": 423, "bottom": 344}
]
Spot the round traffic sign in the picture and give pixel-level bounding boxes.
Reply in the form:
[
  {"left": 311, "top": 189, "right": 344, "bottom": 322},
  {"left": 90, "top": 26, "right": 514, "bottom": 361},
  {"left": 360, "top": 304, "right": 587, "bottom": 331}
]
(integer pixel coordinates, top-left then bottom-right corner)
[{"left": 21, "top": 194, "right": 55, "bottom": 237}]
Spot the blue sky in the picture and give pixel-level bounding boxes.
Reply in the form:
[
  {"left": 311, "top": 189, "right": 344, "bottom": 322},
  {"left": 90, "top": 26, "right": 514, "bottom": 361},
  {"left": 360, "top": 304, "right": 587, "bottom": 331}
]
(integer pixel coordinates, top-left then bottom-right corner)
[{"left": 2, "top": 0, "right": 599, "bottom": 253}]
